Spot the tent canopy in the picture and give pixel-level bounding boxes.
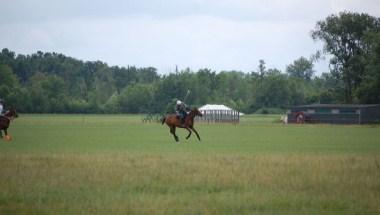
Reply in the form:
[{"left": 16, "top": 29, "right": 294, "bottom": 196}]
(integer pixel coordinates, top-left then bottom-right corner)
[{"left": 198, "top": 104, "right": 234, "bottom": 111}]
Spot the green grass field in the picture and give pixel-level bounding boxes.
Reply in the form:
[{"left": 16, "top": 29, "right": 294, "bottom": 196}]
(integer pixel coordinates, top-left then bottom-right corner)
[{"left": 1, "top": 114, "right": 380, "bottom": 214}]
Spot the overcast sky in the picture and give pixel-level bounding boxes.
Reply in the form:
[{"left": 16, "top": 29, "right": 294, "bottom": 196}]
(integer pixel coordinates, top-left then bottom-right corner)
[{"left": 1, "top": 0, "right": 380, "bottom": 74}]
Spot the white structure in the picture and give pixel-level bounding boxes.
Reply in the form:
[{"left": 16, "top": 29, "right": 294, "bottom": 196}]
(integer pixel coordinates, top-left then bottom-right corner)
[{"left": 197, "top": 104, "right": 240, "bottom": 123}]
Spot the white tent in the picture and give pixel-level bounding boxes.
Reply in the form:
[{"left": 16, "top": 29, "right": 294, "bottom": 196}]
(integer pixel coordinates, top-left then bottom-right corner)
[
  {"left": 197, "top": 104, "right": 241, "bottom": 123},
  {"left": 199, "top": 104, "right": 244, "bottom": 116},
  {"left": 199, "top": 104, "right": 233, "bottom": 111}
]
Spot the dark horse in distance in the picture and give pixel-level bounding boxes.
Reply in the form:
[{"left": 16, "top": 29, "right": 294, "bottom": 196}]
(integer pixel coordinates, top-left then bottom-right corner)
[
  {"left": 0, "top": 108, "right": 18, "bottom": 140},
  {"left": 162, "top": 108, "right": 203, "bottom": 142}
]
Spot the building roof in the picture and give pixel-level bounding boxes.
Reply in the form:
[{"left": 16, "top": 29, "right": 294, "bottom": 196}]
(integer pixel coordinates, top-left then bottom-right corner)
[
  {"left": 199, "top": 104, "right": 234, "bottom": 111},
  {"left": 291, "top": 104, "right": 380, "bottom": 109}
]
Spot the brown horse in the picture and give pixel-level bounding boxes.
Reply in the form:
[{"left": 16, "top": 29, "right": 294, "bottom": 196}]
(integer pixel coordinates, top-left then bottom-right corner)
[
  {"left": 0, "top": 108, "right": 18, "bottom": 140},
  {"left": 161, "top": 108, "right": 203, "bottom": 142}
]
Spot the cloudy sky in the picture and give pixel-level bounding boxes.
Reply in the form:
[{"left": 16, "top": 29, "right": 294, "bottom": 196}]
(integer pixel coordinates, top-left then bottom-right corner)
[{"left": 1, "top": 0, "right": 380, "bottom": 74}]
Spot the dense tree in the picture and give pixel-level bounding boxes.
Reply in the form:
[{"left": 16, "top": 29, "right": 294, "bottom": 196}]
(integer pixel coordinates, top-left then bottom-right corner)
[
  {"left": 356, "top": 32, "right": 380, "bottom": 103},
  {"left": 254, "top": 72, "right": 290, "bottom": 108},
  {"left": 0, "top": 64, "right": 28, "bottom": 109},
  {"left": 194, "top": 69, "right": 216, "bottom": 105},
  {"left": 0, "top": 49, "right": 16, "bottom": 67},
  {"left": 313, "top": 73, "right": 344, "bottom": 104},
  {"left": 118, "top": 84, "right": 153, "bottom": 113},
  {"left": 112, "top": 66, "right": 137, "bottom": 93},
  {"left": 258, "top": 59, "right": 266, "bottom": 78},
  {"left": 312, "top": 11, "right": 380, "bottom": 103},
  {"left": 0, "top": 64, "right": 18, "bottom": 89},
  {"left": 286, "top": 57, "right": 315, "bottom": 81}
]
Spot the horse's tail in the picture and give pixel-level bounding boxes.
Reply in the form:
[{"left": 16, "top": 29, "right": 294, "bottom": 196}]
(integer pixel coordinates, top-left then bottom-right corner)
[{"left": 161, "top": 116, "right": 166, "bottom": 125}]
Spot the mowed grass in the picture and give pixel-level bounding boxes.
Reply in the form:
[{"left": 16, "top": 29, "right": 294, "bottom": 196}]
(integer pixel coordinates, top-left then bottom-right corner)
[{"left": 0, "top": 114, "right": 380, "bottom": 214}]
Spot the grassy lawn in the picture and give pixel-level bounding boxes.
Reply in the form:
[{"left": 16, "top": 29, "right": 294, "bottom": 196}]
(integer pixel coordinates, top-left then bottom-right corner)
[{"left": 0, "top": 114, "right": 379, "bottom": 214}]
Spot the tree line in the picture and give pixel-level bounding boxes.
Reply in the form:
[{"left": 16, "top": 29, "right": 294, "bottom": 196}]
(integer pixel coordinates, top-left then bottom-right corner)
[{"left": 1, "top": 11, "right": 379, "bottom": 114}]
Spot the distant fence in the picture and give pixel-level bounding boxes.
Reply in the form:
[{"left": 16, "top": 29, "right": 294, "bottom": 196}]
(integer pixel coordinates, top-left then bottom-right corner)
[
  {"left": 142, "top": 114, "right": 162, "bottom": 123},
  {"left": 196, "top": 109, "right": 239, "bottom": 123}
]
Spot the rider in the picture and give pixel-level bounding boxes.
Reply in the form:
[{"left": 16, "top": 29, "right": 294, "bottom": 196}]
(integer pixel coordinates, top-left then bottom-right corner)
[
  {"left": 175, "top": 100, "right": 189, "bottom": 125},
  {"left": 0, "top": 99, "right": 4, "bottom": 116}
]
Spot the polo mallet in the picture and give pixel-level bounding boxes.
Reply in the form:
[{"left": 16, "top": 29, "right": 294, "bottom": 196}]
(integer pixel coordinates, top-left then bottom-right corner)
[{"left": 183, "top": 89, "right": 191, "bottom": 103}]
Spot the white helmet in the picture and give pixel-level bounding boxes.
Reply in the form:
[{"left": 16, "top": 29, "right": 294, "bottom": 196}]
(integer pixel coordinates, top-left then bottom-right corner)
[{"left": 176, "top": 100, "right": 182, "bottom": 105}]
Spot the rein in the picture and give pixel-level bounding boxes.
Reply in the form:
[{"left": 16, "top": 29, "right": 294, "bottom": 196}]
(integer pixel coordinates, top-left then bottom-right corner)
[{"left": 186, "top": 110, "right": 198, "bottom": 119}]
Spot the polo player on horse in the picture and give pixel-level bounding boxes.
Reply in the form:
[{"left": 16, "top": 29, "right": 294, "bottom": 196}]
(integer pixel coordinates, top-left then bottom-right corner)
[
  {"left": 0, "top": 99, "right": 18, "bottom": 140},
  {"left": 175, "top": 100, "right": 190, "bottom": 126},
  {"left": 162, "top": 99, "right": 203, "bottom": 142}
]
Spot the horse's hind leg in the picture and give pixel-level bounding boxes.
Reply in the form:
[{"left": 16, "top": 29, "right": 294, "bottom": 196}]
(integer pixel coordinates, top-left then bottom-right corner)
[
  {"left": 185, "top": 127, "right": 192, "bottom": 139},
  {"left": 170, "top": 126, "right": 179, "bottom": 142},
  {"left": 0, "top": 130, "right": 2, "bottom": 138}
]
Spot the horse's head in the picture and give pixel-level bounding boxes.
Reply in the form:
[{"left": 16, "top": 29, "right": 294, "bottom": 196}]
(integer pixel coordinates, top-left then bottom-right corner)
[
  {"left": 5, "top": 108, "right": 18, "bottom": 120},
  {"left": 191, "top": 108, "right": 203, "bottom": 117}
]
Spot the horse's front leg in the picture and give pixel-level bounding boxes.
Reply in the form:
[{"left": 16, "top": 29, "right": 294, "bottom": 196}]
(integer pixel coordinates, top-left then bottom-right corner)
[
  {"left": 185, "top": 127, "right": 192, "bottom": 139},
  {"left": 191, "top": 127, "right": 201, "bottom": 141},
  {"left": 0, "top": 129, "right": 3, "bottom": 138}
]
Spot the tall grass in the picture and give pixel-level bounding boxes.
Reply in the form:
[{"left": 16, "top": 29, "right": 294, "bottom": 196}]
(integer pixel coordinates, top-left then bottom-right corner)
[{"left": 0, "top": 114, "right": 379, "bottom": 214}]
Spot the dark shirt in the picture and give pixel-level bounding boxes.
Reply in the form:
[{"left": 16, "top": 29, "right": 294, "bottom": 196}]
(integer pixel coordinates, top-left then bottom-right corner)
[{"left": 175, "top": 103, "right": 186, "bottom": 112}]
